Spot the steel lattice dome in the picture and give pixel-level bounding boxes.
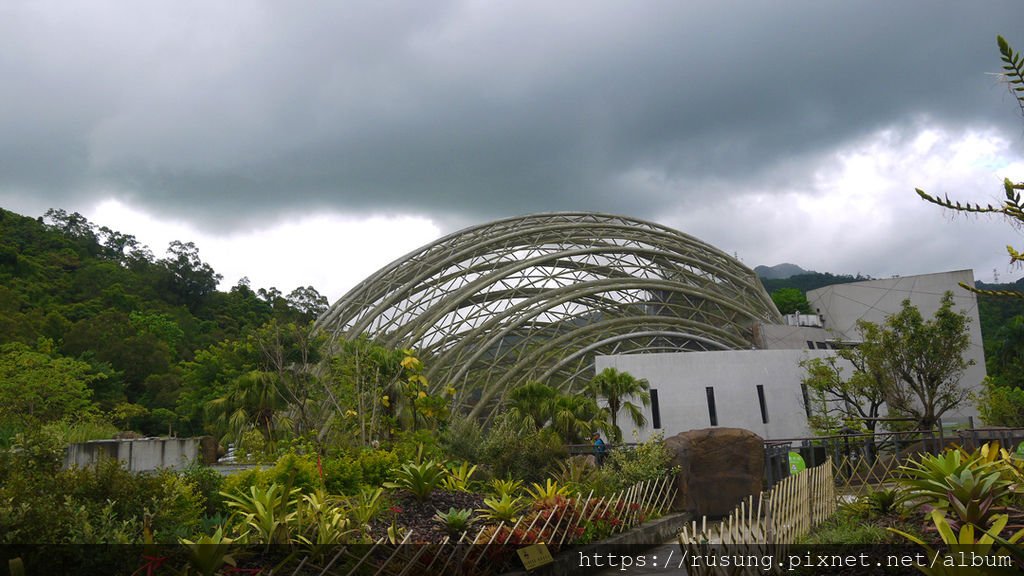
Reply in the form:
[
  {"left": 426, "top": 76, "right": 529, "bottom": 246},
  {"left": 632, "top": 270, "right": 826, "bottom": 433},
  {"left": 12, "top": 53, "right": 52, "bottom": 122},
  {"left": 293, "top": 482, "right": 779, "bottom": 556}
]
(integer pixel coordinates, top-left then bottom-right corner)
[{"left": 316, "top": 212, "right": 782, "bottom": 418}]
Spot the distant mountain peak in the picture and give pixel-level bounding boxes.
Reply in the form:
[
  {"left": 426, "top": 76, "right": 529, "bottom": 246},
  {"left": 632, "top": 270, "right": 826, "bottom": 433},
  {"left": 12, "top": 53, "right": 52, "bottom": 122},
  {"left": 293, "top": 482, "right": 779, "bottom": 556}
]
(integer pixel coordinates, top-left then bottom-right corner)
[{"left": 754, "top": 263, "right": 811, "bottom": 280}]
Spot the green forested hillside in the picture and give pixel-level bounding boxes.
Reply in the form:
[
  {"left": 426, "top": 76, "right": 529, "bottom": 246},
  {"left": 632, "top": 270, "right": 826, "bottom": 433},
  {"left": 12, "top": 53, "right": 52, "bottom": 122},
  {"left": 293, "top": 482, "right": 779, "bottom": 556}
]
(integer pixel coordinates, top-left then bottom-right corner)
[{"left": 0, "top": 207, "right": 327, "bottom": 439}]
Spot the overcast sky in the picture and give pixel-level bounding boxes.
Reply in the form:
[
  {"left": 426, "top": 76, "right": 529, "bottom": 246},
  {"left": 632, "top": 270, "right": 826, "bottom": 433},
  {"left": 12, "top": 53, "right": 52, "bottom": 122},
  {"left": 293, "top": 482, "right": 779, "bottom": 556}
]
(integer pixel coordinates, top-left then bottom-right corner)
[{"left": 3, "top": 1, "right": 1024, "bottom": 301}]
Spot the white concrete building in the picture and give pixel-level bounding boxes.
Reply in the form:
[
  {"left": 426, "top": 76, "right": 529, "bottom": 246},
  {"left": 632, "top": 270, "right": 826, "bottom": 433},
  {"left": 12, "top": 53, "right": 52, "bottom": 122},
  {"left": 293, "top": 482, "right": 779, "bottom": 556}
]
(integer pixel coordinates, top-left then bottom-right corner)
[{"left": 596, "top": 270, "right": 986, "bottom": 440}]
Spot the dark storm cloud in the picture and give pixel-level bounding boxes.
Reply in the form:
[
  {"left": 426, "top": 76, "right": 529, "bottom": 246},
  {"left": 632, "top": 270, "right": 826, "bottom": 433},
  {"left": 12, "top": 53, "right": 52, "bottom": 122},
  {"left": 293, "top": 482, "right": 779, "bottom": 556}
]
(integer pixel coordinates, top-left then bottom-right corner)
[{"left": 0, "top": 1, "right": 1021, "bottom": 230}]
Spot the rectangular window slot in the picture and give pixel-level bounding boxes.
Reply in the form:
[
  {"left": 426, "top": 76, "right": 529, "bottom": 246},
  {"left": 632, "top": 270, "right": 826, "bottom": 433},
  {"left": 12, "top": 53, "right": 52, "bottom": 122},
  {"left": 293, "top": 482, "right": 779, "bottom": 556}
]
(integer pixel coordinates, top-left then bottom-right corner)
[
  {"left": 705, "top": 386, "right": 718, "bottom": 426},
  {"left": 800, "top": 383, "right": 812, "bottom": 418},
  {"left": 650, "top": 389, "right": 661, "bottom": 429},
  {"left": 757, "top": 384, "right": 769, "bottom": 424}
]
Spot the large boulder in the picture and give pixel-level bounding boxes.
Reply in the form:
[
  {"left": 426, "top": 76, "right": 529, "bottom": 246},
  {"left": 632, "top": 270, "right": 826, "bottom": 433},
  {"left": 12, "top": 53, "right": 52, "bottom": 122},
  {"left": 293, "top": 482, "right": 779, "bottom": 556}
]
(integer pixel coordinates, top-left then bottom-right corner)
[{"left": 665, "top": 428, "right": 764, "bottom": 517}]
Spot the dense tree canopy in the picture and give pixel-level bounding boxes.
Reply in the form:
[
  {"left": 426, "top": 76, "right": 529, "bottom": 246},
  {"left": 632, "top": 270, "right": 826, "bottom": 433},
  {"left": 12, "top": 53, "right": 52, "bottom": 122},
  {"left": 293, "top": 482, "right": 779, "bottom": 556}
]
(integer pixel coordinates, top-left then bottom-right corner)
[{"left": 0, "top": 206, "right": 331, "bottom": 442}]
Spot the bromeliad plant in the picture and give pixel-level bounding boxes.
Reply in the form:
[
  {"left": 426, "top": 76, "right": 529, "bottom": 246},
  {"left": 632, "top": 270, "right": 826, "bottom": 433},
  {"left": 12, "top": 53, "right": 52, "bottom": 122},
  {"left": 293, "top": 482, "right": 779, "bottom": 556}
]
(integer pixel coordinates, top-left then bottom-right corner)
[
  {"left": 433, "top": 507, "right": 475, "bottom": 537},
  {"left": 897, "top": 445, "right": 1014, "bottom": 530},
  {"left": 442, "top": 462, "right": 478, "bottom": 492},
  {"left": 384, "top": 460, "right": 447, "bottom": 501},
  {"left": 890, "top": 509, "right": 1024, "bottom": 576},
  {"left": 489, "top": 478, "right": 524, "bottom": 500},
  {"left": 478, "top": 493, "right": 526, "bottom": 523},
  {"left": 525, "top": 479, "right": 570, "bottom": 509},
  {"left": 221, "top": 483, "right": 300, "bottom": 545}
]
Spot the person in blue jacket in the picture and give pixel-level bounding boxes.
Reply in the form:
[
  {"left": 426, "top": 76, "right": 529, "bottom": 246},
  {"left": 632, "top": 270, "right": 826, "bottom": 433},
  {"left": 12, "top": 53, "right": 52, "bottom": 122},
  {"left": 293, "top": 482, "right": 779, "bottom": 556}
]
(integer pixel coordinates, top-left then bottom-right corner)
[{"left": 592, "top": 432, "right": 607, "bottom": 466}]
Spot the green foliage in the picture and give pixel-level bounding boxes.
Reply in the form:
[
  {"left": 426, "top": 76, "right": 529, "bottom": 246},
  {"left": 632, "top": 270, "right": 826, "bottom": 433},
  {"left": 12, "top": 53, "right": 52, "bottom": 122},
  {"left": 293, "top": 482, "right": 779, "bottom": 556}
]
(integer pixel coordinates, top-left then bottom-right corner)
[
  {"left": 345, "top": 486, "right": 386, "bottom": 535},
  {"left": 890, "top": 509, "right": 1024, "bottom": 576},
  {"left": 974, "top": 376, "right": 1024, "bottom": 427},
  {"left": 179, "top": 527, "right": 238, "bottom": 576},
  {"left": 760, "top": 272, "right": 867, "bottom": 295},
  {"left": 433, "top": 507, "right": 475, "bottom": 537},
  {"left": 296, "top": 489, "right": 354, "bottom": 546},
  {"left": 0, "top": 341, "right": 99, "bottom": 426},
  {"left": 864, "top": 488, "right": 903, "bottom": 516},
  {"left": 354, "top": 449, "right": 398, "bottom": 487},
  {"left": 882, "top": 293, "right": 973, "bottom": 429},
  {"left": 0, "top": 441, "right": 204, "bottom": 544},
  {"left": 439, "top": 415, "right": 484, "bottom": 463},
  {"left": 802, "top": 293, "right": 972, "bottom": 432},
  {"left": 771, "top": 287, "right": 812, "bottom": 314},
  {"left": 552, "top": 455, "right": 615, "bottom": 496},
  {"left": 799, "top": 508, "right": 894, "bottom": 544},
  {"left": 478, "top": 413, "right": 568, "bottom": 482},
  {"left": 799, "top": 340, "right": 889, "bottom": 435},
  {"left": 221, "top": 453, "right": 321, "bottom": 500},
  {"left": 384, "top": 460, "right": 447, "bottom": 501},
  {"left": 525, "top": 479, "right": 570, "bottom": 506},
  {"left": 606, "top": 432, "right": 675, "bottom": 488},
  {"left": 181, "top": 464, "right": 227, "bottom": 517},
  {"left": 40, "top": 415, "right": 119, "bottom": 444},
  {"left": 321, "top": 454, "right": 363, "bottom": 495}
]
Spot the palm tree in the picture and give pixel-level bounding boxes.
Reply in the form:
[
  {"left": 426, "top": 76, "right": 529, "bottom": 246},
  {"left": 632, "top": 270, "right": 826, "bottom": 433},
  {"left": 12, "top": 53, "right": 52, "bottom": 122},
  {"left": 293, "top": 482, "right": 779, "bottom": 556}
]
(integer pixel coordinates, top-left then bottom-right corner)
[
  {"left": 547, "top": 394, "right": 609, "bottom": 444},
  {"left": 587, "top": 368, "right": 651, "bottom": 439},
  {"left": 507, "top": 380, "right": 558, "bottom": 430},
  {"left": 208, "top": 370, "right": 290, "bottom": 451}
]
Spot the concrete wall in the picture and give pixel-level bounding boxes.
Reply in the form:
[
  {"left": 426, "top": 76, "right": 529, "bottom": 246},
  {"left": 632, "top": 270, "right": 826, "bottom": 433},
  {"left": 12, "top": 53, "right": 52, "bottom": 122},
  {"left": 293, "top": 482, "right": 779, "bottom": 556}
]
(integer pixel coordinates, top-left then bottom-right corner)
[
  {"left": 806, "top": 269, "right": 986, "bottom": 424},
  {"left": 595, "top": 349, "right": 839, "bottom": 441},
  {"left": 64, "top": 437, "right": 215, "bottom": 471}
]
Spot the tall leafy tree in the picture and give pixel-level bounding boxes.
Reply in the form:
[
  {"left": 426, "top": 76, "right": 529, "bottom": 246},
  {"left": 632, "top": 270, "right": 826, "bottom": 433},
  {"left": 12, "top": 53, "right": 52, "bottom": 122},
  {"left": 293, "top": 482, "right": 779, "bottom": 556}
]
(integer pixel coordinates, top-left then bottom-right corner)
[
  {"left": 587, "top": 367, "right": 651, "bottom": 438},
  {"left": 881, "top": 293, "right": 974, "bottom": 430},
  {"left": 800, "top": 293, "right": 972, "bottom": 432},
  {"left": 0, "top": 342, "right": 98, "bottom": 425},
  {"left": 159, "top": 240, "right": 222, "bottom": 311},
  {"left": 799, "top": 335, "right": 889, "bottom": 435},
  {"left": 771, "top": 287, "right": 813, "bottom": 315}
]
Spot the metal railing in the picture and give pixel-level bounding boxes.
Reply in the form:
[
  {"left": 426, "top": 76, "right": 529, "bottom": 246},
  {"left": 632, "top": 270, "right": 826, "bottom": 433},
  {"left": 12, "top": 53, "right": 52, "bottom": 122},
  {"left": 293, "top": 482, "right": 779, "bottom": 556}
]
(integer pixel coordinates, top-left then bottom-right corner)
[{"left": 763, "top": 426, "right": 1024, "bottom": 493}]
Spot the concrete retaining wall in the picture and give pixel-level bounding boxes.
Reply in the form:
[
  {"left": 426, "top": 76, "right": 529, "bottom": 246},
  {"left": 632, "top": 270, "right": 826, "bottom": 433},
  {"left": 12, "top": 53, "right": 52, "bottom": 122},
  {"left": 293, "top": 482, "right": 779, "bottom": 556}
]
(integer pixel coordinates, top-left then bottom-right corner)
[{"left": 64, "top": 437, "right": 217, "bottom": 471}]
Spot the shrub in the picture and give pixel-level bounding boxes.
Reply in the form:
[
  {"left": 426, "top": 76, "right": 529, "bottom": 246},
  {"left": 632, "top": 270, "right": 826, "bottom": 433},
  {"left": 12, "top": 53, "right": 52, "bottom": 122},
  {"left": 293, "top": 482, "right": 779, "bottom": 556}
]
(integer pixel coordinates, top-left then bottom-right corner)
[
  {"left": 355, "top": 448, "right": 398, "bottom": 487},
  {"left": 321, "top": 454, "right": 363, "bottom": 495},
  {"left": 440, "top": 416, "right": 484, "bottom": 463},
  {"left": 267, "top": 452, "right": 321, "bottom": 493},
  {"left": 605, "top": 432, "right": 674, "bottom": 488},
  {"left": 897, "top": 445, "right": 1013, "bottom": 529},
  {"left": 182, "top": 464, "right": 226, "bottom": 518},
  {"left": 479, "top": 416, "right": 567, "bottom": 482},
  {"left": 1, "top": 453, "right": 203, "bottom": 543},
  {"left": 552, "top": 455, "right": 616, "bottom": 497}
]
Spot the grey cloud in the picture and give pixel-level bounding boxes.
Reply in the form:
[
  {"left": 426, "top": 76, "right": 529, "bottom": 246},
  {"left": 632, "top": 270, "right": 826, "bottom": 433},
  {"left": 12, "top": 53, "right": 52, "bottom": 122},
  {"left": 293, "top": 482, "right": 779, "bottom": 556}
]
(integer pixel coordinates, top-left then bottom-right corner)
[{"left": 0, "top": 1, "right": 1022, "bottom": 235}]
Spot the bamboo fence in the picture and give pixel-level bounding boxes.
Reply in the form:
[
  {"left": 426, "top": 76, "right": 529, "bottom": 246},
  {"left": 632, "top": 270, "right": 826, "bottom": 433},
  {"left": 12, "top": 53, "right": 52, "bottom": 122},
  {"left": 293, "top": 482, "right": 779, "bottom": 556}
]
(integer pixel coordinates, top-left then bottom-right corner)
[{"left": 678, "top": 460, "right": 836, "bottom": 576}]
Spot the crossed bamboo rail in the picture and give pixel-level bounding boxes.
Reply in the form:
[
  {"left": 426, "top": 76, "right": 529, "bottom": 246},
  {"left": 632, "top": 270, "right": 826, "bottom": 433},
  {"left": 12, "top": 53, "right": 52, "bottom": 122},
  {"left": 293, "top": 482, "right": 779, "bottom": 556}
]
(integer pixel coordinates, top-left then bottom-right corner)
[{"left": 296, "top": 472, "right": 678, "bottom": 576}]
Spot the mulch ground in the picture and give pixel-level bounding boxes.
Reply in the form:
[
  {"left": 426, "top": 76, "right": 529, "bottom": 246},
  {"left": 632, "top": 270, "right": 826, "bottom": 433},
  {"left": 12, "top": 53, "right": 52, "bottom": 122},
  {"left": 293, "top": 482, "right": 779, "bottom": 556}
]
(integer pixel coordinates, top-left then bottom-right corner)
[{"left": 369, "top": 489, "right": 487, "bottom": 543}]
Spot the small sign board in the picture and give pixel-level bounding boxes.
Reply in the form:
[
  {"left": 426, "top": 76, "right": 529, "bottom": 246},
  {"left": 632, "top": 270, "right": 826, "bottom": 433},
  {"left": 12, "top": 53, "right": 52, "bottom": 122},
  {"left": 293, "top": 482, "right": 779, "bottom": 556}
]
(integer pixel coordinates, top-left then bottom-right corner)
[
  {"left": 788, "top": 451, "right": 806, "bottom": 475},
  {"left": 517, "top": 543, "right": 554, "bottom": 572}
]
